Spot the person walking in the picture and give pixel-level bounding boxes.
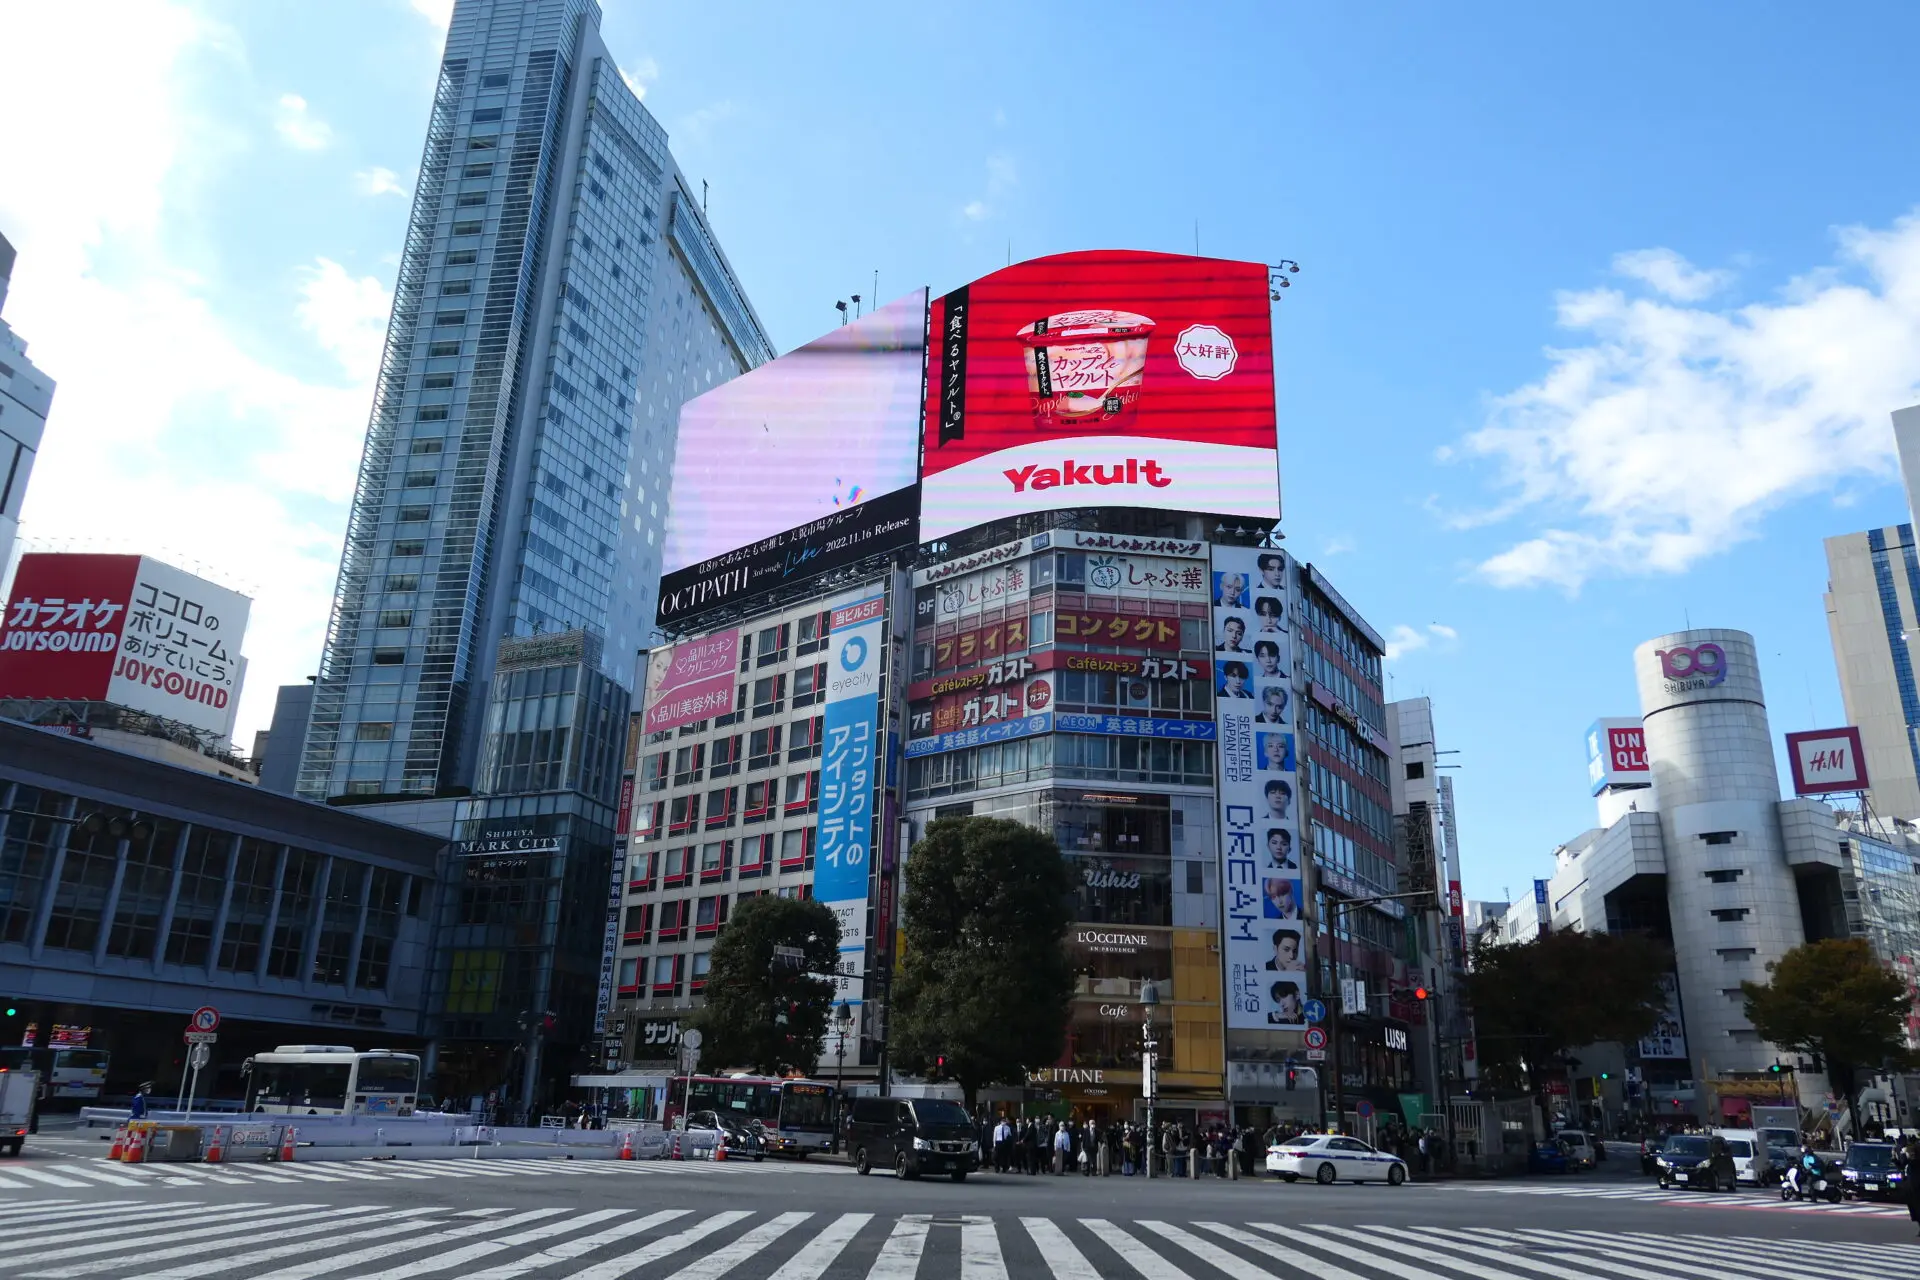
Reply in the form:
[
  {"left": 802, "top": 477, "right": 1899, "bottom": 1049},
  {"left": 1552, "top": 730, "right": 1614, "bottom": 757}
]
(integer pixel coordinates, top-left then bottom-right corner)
[
  {"left": 992, "top": 1114, "right": 1012, "bottom": 1173},
  {"left": 1053, "top": 1121, "right": 1072, "bottom": 1175},
  {"left": 128, "top": 1084, "right": 150, "bottom": 1121}
]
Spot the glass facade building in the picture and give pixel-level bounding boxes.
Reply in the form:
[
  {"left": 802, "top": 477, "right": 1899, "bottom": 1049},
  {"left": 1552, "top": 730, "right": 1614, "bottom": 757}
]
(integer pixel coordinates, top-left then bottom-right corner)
[{"left": 298, "top": 0, "right": 771, "bottom": 803}]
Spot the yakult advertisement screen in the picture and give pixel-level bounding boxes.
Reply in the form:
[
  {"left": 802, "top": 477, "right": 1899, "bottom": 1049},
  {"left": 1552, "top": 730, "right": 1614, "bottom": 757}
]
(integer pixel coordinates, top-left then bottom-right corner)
[{"left": 923, "top": 251, "right": 1280, "bottom": 543}]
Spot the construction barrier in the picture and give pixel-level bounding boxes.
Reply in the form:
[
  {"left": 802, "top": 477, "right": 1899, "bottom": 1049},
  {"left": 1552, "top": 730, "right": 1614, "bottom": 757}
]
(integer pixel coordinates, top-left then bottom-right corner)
[{"left": 120, "top": 1121, "right": 151, "bottom": 1163}]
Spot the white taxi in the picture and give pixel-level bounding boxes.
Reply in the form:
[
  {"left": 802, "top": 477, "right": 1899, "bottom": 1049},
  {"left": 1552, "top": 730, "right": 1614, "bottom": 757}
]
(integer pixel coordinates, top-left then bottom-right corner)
[{"left": 1266, "top": 1133, "right": 1409, "bottom": 1185}]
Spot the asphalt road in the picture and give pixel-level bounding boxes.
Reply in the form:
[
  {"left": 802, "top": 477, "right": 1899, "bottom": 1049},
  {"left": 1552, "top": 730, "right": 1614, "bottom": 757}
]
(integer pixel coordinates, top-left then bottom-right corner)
[{"left": 0, "top": 1141, "right": 1913, "bottom": 1279}]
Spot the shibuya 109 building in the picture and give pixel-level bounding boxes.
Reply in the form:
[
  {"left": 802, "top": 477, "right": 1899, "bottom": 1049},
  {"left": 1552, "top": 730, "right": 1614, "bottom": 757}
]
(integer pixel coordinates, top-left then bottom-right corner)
[{"left": 598, "top": 251, "right": 1449, "bottom": 1130}]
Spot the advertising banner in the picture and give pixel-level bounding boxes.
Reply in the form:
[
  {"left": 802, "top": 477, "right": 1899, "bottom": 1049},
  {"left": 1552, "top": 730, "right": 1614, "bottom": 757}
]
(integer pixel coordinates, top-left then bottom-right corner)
[
  {"left": 0, "top": 553, "right": 250, "bottom": 739},
  {"left": 1586, "top": 717, "right": 1650, "bottom": 795},
  {"left": 657, "top": 292, "right": 926, "bottom": 626},
  {"left": 1785, "top": 726, "right": 1869, "bottom": 795},
  {"left": 1637, "top": 973, "right": 1688, "bottom": 1059},
  {"left": 640, "top": 629, "right": 740, "bottom": 735},
  {"left": 1212, "top": 545, "right": 1303, "bottom": 1031},
  {"left": 921, "top": 251, "right": 1279, "bottom": 543},
  {"left": 817, "top": 589, "right": 887, "bottom": 1012}
]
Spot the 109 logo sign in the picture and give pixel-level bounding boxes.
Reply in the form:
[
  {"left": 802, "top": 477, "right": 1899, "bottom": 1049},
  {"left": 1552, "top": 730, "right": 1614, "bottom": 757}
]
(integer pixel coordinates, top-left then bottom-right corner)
[{"left": 1658, "top": 642, "right": 1727, "bottom": 691}]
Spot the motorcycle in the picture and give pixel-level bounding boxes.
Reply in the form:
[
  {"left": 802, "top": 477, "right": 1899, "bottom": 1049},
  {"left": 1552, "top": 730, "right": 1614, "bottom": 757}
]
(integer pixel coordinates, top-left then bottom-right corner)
[{"left": 1781, "top": 1161, "right": 1843, "bottom": 1204}]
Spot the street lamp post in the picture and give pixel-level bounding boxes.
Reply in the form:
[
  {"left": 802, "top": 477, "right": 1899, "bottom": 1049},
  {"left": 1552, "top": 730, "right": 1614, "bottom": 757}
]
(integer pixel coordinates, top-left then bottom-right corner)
[
  {"left": 832, "top": 1002, "right": 854, "bottom": 1151},
  {"left": 1141, "top": 979, "right": 1160, "bottom": 1179}
]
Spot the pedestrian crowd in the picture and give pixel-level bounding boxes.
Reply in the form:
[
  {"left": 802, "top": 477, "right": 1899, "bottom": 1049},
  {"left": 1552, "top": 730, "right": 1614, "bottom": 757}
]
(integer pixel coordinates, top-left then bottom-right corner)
[{"left": 974, "top": 1115, "right": 1421, "bottom": 1177}]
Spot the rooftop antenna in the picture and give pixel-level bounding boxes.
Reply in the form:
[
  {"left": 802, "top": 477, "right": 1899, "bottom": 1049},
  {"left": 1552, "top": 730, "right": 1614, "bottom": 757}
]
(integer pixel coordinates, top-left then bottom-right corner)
[
  {"left": 701, "top": 180, "right": 709, "bottom": 215},
  {"left": 851, "top": 293, "right": 862, "bottom": 319},
  {"left": 1194, "top": 219, "right": 1200, "bottom": 256},
  {"left": 873, "top": 269, "right": 879, "bottom": 308},
  {"left": 834, "top": 300, "right": 848, "bottom": 326}
]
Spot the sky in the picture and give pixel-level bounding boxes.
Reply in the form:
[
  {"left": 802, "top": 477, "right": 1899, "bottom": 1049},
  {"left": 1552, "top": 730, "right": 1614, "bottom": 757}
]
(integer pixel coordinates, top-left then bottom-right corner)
[{"left": 1, "top": 1, "right": 1918, "bottom": 901}]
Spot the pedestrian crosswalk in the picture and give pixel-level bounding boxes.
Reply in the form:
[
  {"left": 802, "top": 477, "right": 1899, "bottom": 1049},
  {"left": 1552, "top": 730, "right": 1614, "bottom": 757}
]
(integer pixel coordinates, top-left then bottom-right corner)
[
  {"left": 1423, "top": 1179, "right": 1916, "bottom": 1219},
  {"left": 0, "top": 1200, "right": 1910, "bottom": 1280},
  {"left": 0, "top": 1157, "right": 835, "bottom": 1191}
]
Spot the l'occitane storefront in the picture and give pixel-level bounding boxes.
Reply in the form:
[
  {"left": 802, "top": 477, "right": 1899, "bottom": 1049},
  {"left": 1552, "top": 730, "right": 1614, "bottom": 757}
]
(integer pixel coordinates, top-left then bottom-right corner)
[{"left": 1053, "top": 925, "right": 1224, "bottom": 1122}]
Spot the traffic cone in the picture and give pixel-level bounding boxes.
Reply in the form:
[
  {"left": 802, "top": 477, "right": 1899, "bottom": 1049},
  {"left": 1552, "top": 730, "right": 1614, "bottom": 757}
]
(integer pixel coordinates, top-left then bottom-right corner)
[
  {"left": 205, "top": 1125, "right": 227, "bottom": 1164},
  {"left": 617, "top": 1130, "right": 635, "bottom": 1161},
  {"left": 714, "top": 1133, "right": 727, "bottom": 1162},
  {"left": 671, "top": 1131, "right": 683, "bottom": 1160},
  {"left": 277, "top": 1125, "right": 297, "bottom": 1162},
  {"left": 108, "top": 1126, "right": 125, "bottom": 1161},
  {"left": 123, "top": 1124, "right": 148, "bottom": 1164}
]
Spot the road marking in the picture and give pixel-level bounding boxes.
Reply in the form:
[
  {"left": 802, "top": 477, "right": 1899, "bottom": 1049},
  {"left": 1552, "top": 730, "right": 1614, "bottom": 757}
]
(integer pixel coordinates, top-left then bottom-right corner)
[
  {"left": 1076, "top": 1219, "right": 1195, "bottom": 1280},
  {"left": 763, "top": 1212, "right": 872, "bottom": 1280},
  {"left": 7, "top": 1166, "right": 90, "bottom": 1187},
  {"left": 25, "top": 1207, "right": 410, "bottom": 1279},
  {"left": 1149, "top": 1221, "right": 1347, "bottom": 1280},
  {"left": 1498, "top": 1229, "right": 1763, "bottom": 1280},
  {"left": 9, "top": 1204, "right": 344, "bottom": 1270},
  {"left": 1392, "top": 1225, "right": 1643, "bottom": 1280},
  {"left": 1200, "top": 1222, "right": 1373, "bottom": 1280},
  {"left": 862, "top": 1216, "right": 931, "bottom": 1280},
  {"left": 533, "top": 1209, "right": 753, "bottom": 1280},
  {"left": 0, "top": 1200, "right": 263, "bottom": 1243},
  {"left": 662, "top": 1211, "right": 811, "bottom": 1280},
  {"left": 231, "top": 1209, "right": 572, "bottom": 1280},
  {"left": 960, "top": 1217, "right": 1009, "bottom": 1280},
  {"left": 134, "top": 1210, "right": 452, "bottom": 1280},
  {"left": 1021, "top": 1218, "right": 1103, "bottom": 1280},
  {"left": 349, "top": 1208, "right": 637, "bottom": 1280},
  {"left": 1547, "top": 1227, "right": 1889, "bottom": 1280}
]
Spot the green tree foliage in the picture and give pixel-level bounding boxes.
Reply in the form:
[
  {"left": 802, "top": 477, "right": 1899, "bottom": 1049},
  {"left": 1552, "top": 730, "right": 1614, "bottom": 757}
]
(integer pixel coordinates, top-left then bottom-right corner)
[
  {"left": 684, "top": 895, "right": 841, "bottom": 1076},
  {"left": 1742, "top": 938, "right": 1914, "bottom": 1121},
  {"left": 891, "top": 816, "right": 1075, "bottom": 1111},
  {"left": 1464, "top": 930, "right": 1672, "bottom": 1093}
]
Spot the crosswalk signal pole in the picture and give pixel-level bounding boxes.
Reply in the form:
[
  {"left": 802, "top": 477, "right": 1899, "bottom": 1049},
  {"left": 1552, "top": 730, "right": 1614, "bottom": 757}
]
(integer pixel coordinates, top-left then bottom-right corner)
[{"left": 1141, "top": 980, "right": 1159, "bottom": 1179}]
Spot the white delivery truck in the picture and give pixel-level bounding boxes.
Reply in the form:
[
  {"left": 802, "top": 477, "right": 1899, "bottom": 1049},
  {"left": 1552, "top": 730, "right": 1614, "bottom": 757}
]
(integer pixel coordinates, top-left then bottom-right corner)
[{"left": 0, "top": 1067, "right": 37, "bottom": 1156}]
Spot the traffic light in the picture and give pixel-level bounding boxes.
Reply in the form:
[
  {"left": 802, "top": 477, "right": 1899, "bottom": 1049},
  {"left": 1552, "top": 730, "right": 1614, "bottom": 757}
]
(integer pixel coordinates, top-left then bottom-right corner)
[
  {"left": 1412, "top": 987, "right": 1429, "bottom": 1002},
  {"left": 1768, "top": 1062, "right": 1784, "bottom": 1075},
  {"left": 1285, "top": 1065, "right": 1297, "bottom": 1092},
  {"left": 934, "top": 1055, "right": 947, "bottom": 1079},
  {"left": 1599, "top": 1071, "right": 1610, "bottom": 1081}
]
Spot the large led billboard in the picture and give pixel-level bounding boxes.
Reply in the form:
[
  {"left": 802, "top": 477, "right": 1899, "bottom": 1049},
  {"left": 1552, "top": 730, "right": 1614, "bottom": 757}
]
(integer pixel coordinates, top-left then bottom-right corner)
[
  {"left": 0, "top": 553, "right": 251, "bottom": 739},
  {"left": 922, "top": 251, "right": 1279, "bottom": 543},
  {"left": 656, "top": 291, "right": 926, "bottom": 627}
]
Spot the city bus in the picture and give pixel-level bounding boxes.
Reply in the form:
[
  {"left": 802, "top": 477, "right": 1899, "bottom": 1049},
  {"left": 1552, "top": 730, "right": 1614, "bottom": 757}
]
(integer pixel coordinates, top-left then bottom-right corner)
[
  {"left": 240, "top": 1046, "right": 422, "bottom": 1116},
  {"left": 666, "top": 1073, "right": 837, "bottom": 1155}
]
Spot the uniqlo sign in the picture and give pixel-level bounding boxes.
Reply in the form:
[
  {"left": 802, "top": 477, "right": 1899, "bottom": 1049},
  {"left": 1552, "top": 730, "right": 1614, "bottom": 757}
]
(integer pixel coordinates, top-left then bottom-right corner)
[
  {"left": 1586, "top": 717, "right": 1650, "bottom": 795},
  {"left": 0, "top": 554, "right": 251, "bottom": 738}
]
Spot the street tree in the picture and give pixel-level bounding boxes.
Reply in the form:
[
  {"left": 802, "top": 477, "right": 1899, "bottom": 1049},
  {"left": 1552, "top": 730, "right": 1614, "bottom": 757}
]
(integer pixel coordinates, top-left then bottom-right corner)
[
  {"left": 683, "top": 895, "right": 841, "bottom": 1076},
  {"left": 1463, "top": 930, "right": 1671, "bottom": 1094},
  {"left": 1742, "top": 938, "right": 1914, "bottom": 1126},
  {"left": 891, "top": 816, "right": 1075, "bottom": 1111}
]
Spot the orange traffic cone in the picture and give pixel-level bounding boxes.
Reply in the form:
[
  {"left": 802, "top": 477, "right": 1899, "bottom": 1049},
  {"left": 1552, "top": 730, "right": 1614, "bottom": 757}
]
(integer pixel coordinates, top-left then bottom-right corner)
[
  {"left": 108, "top": 1126, "right": 125, "bottom": 1161},
  {"left": 714, "top": 1133, "right": 727, "bottom": 1162},
  {"left": 123, "top": 1124, "right": 148, "bottom": 1164},
  {"left": 671, "top": 1131, "right": 683, "bottom": 1160},
  {"left": 205, "top": 1125, "right": 227, "bottom": 1164},
  {"left": 617, "top": 1130, "right": 635, "bottom": 1160},
  {"left": 277, "top": 1125, "right": 297, "bottom": 1162}
]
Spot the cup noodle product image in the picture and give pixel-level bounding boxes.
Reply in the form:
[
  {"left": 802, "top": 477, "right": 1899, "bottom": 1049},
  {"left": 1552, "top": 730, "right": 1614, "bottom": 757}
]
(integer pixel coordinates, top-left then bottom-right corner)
[{"left": 923, "top": 250, "right": 1280, "bottom": 543}]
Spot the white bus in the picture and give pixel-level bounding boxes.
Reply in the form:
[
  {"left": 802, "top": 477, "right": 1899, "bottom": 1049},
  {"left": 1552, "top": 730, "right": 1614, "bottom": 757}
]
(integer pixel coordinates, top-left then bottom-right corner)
[{"left": 241, "top": 1046, "right": 422, "bottom": 1117}]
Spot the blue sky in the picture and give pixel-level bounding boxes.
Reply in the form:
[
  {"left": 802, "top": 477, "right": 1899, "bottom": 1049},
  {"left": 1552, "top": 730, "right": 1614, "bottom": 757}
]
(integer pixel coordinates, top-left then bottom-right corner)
[{"left": 3, "top": 1, "right": 1919, "bottom": 901}]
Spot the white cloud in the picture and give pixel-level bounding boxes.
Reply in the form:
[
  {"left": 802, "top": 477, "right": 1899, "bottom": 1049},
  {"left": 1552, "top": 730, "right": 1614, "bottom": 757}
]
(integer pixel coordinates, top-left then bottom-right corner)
[
  {"left": 1611, "top": 247, "right": 1733, "bottom": 302},
  {"left": 1384, "top": 623, "right": 1459, "bottom": 662},
  {"left": 353, "top": 166, "right": 407, "bottom": 197},
  {"left": 409, "top": 0, "right": 454, "bottom": 29},
  {"left": 274, "top": 93, "right": 333, "bottom": 150},
  {"left": 1318, "top": 534, "right": 1357, "bottom": 557},
  {"left": 0, "top": 3, "right": 383, "bottom": 746},
  {"left": 620, "top": 56, "right": 660, "bottom": 101},
  {"left": 1452, "top": 217, "right": 1920, "bottom": 591},
  {"left": 674, "top": 100, "right": 739, "bottom": 148},
  {"left": 958, "top": 152, "right": 1018, "bottom": 223}
]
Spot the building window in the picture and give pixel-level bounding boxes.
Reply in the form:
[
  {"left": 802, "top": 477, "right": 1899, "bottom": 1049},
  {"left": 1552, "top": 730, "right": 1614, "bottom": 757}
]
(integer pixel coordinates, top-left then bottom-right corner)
[
  {"left": 265, "top": 851, "right": 324, "bottom": 979},
  {"left": 792, "top": 663, "right": 826, "bottom": 708},
  {"left": 788, "top": 716, "right": 823, "bottom": 762},
  {"left": 668, "top": 796, "right": 700, "bottom": 837},
  {"left": 756, "top": 624, "right": 790, "bottom": 667},
  {"left": 217, "top": 838, "right": 281, "bottom": 973},
  {"left": 472, "top": 107, "right": 503, "bottom": 123},
  {"left": 749, "top": 726, "right": 782, "bottom": 770},
  {"left": 695, "top": 895, "right": 728, "bottom": 938},
  {"left": 1404, "top": 762, "right": 1425, "bottom": 780},
  {"left": 456, "top": 192, "right": 488, "bottom": 207},
  {"left": 705, "top": 787, "right": 737, "bottom": 829},
  {"left": 622, "top": 902, "right": 653, "bottom": 944},
  {"left": 446, "top": 250, "right": 478, "bottom": 265},
  {"left": 659, "top": 899, "right": 688, "bottom": 941},
  {"left": 1711, "top": 908, "right": 1750, "bottom": 922},
  {"left": 628, "top": 849, "right": 658, "bottom": 892},
  {"left": 651, "top": 953, "right": 681, "bottom": 995},
  {"left": 106, "top": 820, "right": 180, "bottom": 960},
  {"left": 699, "top": 841, "right": 731, "bottom": 882},
  {"left": 738, "top": 834, "right": 771, "bottom": 878},
  {"left": 633, "top": 802, "right": 664, "bottom": 846},
  {"left": 708, "top": 735, "right": 742, "bottom": 778},
  {"left": 384, "top": 575, "right": 420, "bottom": 593},
  {"left": 784, "top": 770, "right": 819, "bottom": 814},
  {"left": 422, "top": 374, "right": 455, "bottom": 391},
  {"left": 663, "top": 845, "right": 691, "bottom": 885},
  {"left": 372, "top": 649, "right": 406, "bottom": 666},
  {"left": 165, "top": 826, "right": 230, "bottom": 968},
  {"left": 672, "top": 744, "right": 704, "bottom": 787},
  {"left": 778, "top": 826, "right": 815, "bottom": 871},
  {"left": 617, "top": 956, "right": 639, "bottom": 993},
  {"left": 714, "top": 685, "right": 747, "bottom": 728},
  {"left": 392, "top": 540, "right": 426, "bottom": 557},
  {"left": 434, "top": 310, "right": 468, "bottom": 326},
  {"left": 796, "top": 612, "right": 829, "bottom": 656},
  {"left": 378, "top": 610, "right": 413, "bottom": 628},
  {"left": 356, "top": 722, "right": 394, "bottom": 741},
  {"left": 752, "top": 675, "right": 786, "bottom": 718},
  {"left": 452, "top": 219, "right": 483, "bottom": 235},
  {"left": 466, "top": 136, "right": 496, "bottom": 151},
  {"left": 440, "top": 282, "right": 472, "bottom": 299},
  {"left": 404, "top": 471, "right": 438, "bottom": 488},
  {"left": 690, "top": 951, "right": 712, "bottom": 990},
  {"left": 744, "top": 780, "right": 773, "bottom": 823},
  {"left": 398, "top": 505, "right": 430, "bottom": 523},
  {"left": 1717, "top": 947, "right": 1756, "bottom": 961},
  {"left": 480, "top": 72, "right": 509, "bottom": 88},
  {"left": 1700, "top": 831, "right": 1738, "bottom": 845},
  {"left": 1704, "top": 868, "right": 1743, "bottom": 883},
  {"left": 428, "top": 341, "right": 461, "bottom": 357}
]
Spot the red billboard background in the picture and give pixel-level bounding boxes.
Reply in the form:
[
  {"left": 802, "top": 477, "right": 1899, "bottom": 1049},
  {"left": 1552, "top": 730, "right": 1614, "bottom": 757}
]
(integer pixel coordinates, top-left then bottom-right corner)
[{"left": 0, "top": 554, "right": 141, "bottom": 701}]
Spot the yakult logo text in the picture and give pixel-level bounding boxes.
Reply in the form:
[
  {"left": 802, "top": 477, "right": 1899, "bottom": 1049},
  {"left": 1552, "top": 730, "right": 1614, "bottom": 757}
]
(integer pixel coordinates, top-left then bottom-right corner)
[
  {"left": 1004, "top": 458, "right": 1172, "bottom": 493},
  {"left": 1658, "top": 642, "right": 1728, "bottom": 690}
]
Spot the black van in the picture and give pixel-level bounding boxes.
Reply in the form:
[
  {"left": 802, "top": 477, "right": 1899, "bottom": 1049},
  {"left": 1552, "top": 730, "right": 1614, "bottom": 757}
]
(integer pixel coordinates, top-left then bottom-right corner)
[{"left": 845, "top": 1096, "right": 980, "bottom": 1181}]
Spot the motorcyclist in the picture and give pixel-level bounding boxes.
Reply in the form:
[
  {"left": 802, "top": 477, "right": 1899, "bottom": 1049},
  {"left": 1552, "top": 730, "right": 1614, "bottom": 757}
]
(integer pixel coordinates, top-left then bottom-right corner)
[{"left": 1788, "top": 1143, "right": 1822, "bottom": 1198}]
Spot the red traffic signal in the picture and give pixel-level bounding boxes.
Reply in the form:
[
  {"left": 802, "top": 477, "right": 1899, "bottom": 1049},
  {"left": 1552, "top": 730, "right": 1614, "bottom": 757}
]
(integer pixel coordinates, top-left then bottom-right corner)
[{"left": 1412, "top": 987, "right": 1430, "bottom": 1002}]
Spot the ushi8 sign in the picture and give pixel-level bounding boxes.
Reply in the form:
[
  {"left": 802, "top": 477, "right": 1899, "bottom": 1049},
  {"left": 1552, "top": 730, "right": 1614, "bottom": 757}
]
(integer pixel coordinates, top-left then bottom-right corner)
[
  {"left": 1211, "top": 545, "right": 1304, "bottom": 1031},
  {"left": 0, "top": 553, "right": 250, "bottom": 739}
]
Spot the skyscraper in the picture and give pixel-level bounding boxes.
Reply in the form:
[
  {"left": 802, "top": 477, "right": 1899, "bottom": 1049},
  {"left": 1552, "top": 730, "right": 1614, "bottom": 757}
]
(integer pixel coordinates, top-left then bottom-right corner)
[
  {"left": 1822, "top": 404, "right": 1920, "bottom": 820},
  {"left": 297, "top": 0, "right": 771, "bottom": 802},
  {"left": 0, "top": 231, "right": 54, "bottom": 574}
]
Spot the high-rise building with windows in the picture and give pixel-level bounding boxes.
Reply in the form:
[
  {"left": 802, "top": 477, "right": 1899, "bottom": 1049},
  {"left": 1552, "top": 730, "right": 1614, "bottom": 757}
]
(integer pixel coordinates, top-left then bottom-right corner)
[
  {"left": 297, "top": 0, "right": 771, "bottom": 803},
  {"left": 0, "top": 231, "right": 54, "bottom": 574}
]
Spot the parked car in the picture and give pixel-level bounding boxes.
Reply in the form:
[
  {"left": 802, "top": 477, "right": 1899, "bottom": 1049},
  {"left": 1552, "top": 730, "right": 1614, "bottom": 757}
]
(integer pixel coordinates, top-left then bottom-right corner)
[
  {"left": 1654, "top": 1133, "right": 1739, "bottom": 1192},
  {"left": 682, "top": 1110, "right": 765, "bottom": 1161},
  {"left": 1554, "top": 1130, "right": 1596, "bottom": 1171},
  {"left": 845, "top": 1096, "right": 979, "bottom": 1182},
  {"left": 1265, "top": 1133, "right": 1409, "bottom": 1185},
  {"left": 1841, "top": 1142, "right": 1903, "bottom": 1201},
  {"left": 1529, "top": 1140, "right": 1570, "bottom": 1174},
  {"left": 1638, "top": 1134, "right": 1671, "bottom": 1176}
]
